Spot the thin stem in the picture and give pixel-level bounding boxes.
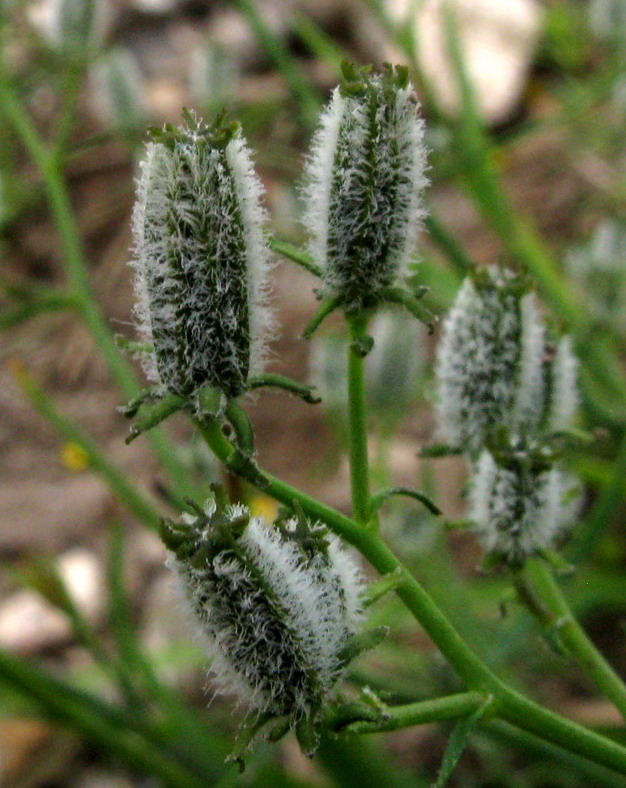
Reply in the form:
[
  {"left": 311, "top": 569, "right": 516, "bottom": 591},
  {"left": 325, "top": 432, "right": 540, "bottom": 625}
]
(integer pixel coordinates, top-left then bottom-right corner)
[
  {"left": 0, "top": 650, "right": 211, "bottom": 788},
  {"left": 521, "top": 557, "right": 626, "bottom": 722},
  {"left": 10, "top": 361, "right": 161, "bottom": 529},
  {"left": 232, "top": 0, "right": 321, "bottom": 127},
  {"left": 571, "top": 428, "right": 626, "bottom": 562},
  {"left": 347, "top": 314, "right": 372, "bottom": 526},
  {"left": 196, "top": 418, "right": 626, "bottom": 775},
  {"left": 269, "top": 237, "right": 323, "bottom": 277},
  {"left": 51, "top": 60, "right": 85, "bottom": 163},
  {"left": 0, "top": 74, "right": 194, "bottom": 499},
  {"left": 327, "top": 692, "right": 487, "bottom": 734}
]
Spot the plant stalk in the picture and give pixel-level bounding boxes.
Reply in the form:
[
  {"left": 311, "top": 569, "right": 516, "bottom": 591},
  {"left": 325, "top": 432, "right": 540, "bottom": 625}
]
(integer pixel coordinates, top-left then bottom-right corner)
[
  {"left": 521, "top": 557, "right": 626, "bottom": 722},
  {"left": 196, "top": 417, "right": 626, "bottom": 775},
  {"left": 347, "top": 314, "right": 373, "bottom": 526}
]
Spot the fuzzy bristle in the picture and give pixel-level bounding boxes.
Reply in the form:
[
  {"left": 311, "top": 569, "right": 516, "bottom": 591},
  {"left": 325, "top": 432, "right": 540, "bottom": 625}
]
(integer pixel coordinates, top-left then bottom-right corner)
[
  {"left": 165, "top": 500, "right": 364, "bottom": 722},
  {"left": 130, "top": 113, "right": 273, "bottom": 401},
  {"left": 301, "top": 66, "right": 428, "bottom": 310}
]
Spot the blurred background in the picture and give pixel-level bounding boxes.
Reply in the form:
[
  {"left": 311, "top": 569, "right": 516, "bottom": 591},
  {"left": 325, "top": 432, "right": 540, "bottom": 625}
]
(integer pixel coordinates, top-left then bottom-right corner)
[{"left": 2, "top": 0, "right": 626, "bottom": 786}]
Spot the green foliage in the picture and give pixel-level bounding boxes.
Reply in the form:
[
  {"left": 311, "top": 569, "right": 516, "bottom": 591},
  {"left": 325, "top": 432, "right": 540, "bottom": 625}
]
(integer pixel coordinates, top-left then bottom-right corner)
[{"left": 2, "top": 1, "right": 626, "bottom": 786}]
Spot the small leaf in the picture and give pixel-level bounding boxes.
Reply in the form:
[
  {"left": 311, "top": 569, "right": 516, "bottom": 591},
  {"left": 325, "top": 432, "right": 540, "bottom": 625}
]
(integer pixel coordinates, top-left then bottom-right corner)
[
  {"left": 326, "top": 702, "right": 382, "bottom": 732},
  {"left": 350, "top": 335, "right": 374, "bottom": 358},
  {"left": 433, "top": 696, "right": 493, "bottom": 787},
  {"left": 369, "top": 486, "right": 441, "bottom": 517},
  {"left": 125, "top": 394, "right": 186, "bottom": 443},
  {"left": 361, "top": 568, "right": 407, "bottom": 608}
]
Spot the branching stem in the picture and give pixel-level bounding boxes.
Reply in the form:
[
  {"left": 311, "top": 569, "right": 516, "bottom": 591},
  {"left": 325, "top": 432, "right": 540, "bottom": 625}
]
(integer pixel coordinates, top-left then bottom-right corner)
[
  {"left": 196, "top": 415, "right": 626, "bottom": 775},
  {"left": 521, "top": 557, "right": 626, "bottom": 723}
]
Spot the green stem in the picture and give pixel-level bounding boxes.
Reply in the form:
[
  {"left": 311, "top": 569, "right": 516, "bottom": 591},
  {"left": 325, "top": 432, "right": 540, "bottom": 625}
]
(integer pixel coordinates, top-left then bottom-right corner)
[
  {"left": 0, "top": 74, "right": 193, "bottom": 499},
  {"left": 269, "top": 237, "right": 323, "bottom": 277},
  {"left": 328, "top": 692, "right": 486, "bottom": 734},
  {"left": 571, "top": 428, "right": 626, "bottom": 562},
  {"left": 0, "top": 650, "right": 211, "bottom": 788},
  {"left": 196, "top": 418, "right": 626, "bottom": 775},
  {"left": 232, "top": 0, "right": 321, "bottom": 127},
  {"left": 522, "top": 558, "right": 626, "bottom": 722},
  {"left": 51, "top": 59, "right": 85, "bottom": 163},
  {"left": 347, "top": 314, "right": 372, "bottom": 526},
  {"left": 13, "top": 362, "right": 161, "bottom": 529}
]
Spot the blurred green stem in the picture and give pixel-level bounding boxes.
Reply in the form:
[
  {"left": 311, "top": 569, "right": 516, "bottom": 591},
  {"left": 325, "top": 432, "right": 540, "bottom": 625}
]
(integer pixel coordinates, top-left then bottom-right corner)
[
  {"left": 231, "top": 0, "right": 320, "bottom": 127},
  {"left": 197, "top": 416, "right": 626, "bottom": 775},
  {"left": 11, "top": 361, "right": 161, "bottom": 529},
  {"left": 0, "top": 650, "right": 212, "bottom": 788},
  {"left": 519, "top": 558, "right": 626, "bottom": 723},
  {"left": 571, "top": 428, "right": 626, "bottom": 562},
  {"left": 0, "top": 70, "right": 194, "bottom": 499}
]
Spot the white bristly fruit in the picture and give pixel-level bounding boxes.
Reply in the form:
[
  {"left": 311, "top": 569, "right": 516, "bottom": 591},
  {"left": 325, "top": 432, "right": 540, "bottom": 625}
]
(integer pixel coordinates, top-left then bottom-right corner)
[
  {"left": 301, "top": 63, "right": 428, "bottom": 310},
  {"left": 161, "top": 498, "right": 364, "bottom": 723},
  {"left": 131, "top": 112, "right": 274, "bottom": 402},
  {"left": 435, "top": 269, "right": 545, "bottom": 453},
  {"left": 470, "top": 450, "right": 580, "bottom": 564}
]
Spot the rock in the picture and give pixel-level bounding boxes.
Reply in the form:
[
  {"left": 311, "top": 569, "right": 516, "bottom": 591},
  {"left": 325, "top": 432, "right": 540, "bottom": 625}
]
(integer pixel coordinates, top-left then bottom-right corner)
[
  {"left": 0, "top": 718, "right": 79, "bottom": 786},
  {"left": 72, "top": 768, "right": 135, "bottom": 788},
  {"left": 352, "top": 0, "right": 543, "bottom": 125},
  {"left": 130, "top": 0, "right": 180, "bottom": 14},
  {"left": 0, "top": 549, "right": 104, "bottom": 653}
]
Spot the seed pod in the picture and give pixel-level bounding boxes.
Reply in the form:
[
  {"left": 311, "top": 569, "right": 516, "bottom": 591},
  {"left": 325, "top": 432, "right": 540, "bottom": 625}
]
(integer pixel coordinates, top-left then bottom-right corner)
[
  {"left": 41, "top": 0, "right": 110, "bottom": 55},
  {"left": 302, "top": 63, "right": 428, "bottom": 311},
  {"left": 162, "top": 498, "right": 364, "bottom": 723},
  {"left": 566, "top": 220, "right": 626, "bottom": 333},
  {"left": 470, "top": 450, "right": 579, "bottom": 565},
  {"left": 309, "top": 310, "right": 426, "bottom": 440},
  {"left": 131, "top": 112, "right": 273, "bottom": 403},
  {"left": 435, "top": 268, "right": 545, "bottom": 454},
  {"left": 91, "top": 47, "right": 147, "bottom": 141}
]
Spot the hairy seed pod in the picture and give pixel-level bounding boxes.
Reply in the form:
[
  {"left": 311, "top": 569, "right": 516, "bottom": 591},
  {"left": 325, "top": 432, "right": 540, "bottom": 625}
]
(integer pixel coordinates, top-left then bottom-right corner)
[
  {"left": 41, "top": 0, "right": 109, "bottom": 55},
  {"left": 435, "top": 268, "right": 545, "bottom": 453},
  {"left": 91, "top": 48, "right": 147, "bottom": 139},
  {"left": 162, "top": 499, "right": 363, "bottom": 721},
  {"left": 131, "top": 112, "right": 273, "bottom": 401},
  {"left": 302, "top": 63, "right": 428, "bottom": 310},
  {"left": 566, "top": 220, "right": 626, "bottom": 333},
  {"left": 470, "top": 450, "right": 580, "bottom": 565}
]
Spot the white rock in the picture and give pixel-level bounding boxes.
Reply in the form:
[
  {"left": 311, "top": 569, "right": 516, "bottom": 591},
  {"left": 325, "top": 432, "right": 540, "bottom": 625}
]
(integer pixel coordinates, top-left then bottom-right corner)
[
  {"left": 0, "top": 549, "right": 104, "bottom": 654},
  {"left": 131, "top": 0, "right": 179, "bottom": 14},
  {"left": 353, "top": 0, "right": 543, "bottom": 125}
]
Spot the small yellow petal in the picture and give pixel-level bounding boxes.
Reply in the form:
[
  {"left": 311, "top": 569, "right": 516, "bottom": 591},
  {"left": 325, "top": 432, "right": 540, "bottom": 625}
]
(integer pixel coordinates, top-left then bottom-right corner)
[
  {"left": 61, "top": 442, "right": 90, "bottom": 472},
  {"left": 249, "top": 495, "right": 279, "bottom": 522}
]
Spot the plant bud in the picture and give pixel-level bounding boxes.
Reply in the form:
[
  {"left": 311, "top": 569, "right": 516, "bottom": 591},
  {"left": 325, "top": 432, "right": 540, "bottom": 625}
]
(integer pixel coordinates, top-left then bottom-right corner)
[
  {"left": 91, "top": 48, "right": 147, "bottom": 141},
  {"left": 302, "top": 63, "right": 428, "bottom": 311},
  {"left": 566, "top": 220, "right": 626, "bottom": 333},
  {"left": 435, "top": 268, "right": 545, "bottom": 453},
  {"left": 131, "top": 112, "right": 273, "bottom": 402},
  {"left": 470, "top": 449, "right": 580, "bottom": 565},
  {"left": 39, "top": 0, "right": 110, "bottom": 55},
  {"left": 189, "top": 43, "right": 237, "bottom": 114},
  {"left": 162, "top": 497, "right": 364, "bottom": 724},
  {"left": 365, "top": 310, "right": 426, "bottom": 423}
]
